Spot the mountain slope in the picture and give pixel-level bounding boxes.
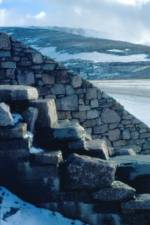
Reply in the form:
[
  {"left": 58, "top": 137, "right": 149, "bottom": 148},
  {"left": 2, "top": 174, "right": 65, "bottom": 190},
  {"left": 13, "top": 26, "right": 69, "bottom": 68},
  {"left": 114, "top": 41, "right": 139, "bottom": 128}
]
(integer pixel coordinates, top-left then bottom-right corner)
[{"left": 1, "top": 26, "right": 150, "bottom": 79}]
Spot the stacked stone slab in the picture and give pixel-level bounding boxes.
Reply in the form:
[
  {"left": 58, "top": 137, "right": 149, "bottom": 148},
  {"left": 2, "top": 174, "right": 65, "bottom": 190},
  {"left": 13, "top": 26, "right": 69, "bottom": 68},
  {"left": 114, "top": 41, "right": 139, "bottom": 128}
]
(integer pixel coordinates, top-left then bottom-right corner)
[
  {"left": 0, "top": 32, "right": 150, "bottom": 154},
  {"left": 0, "top": 85, "right": 38, "bottom": 190}
]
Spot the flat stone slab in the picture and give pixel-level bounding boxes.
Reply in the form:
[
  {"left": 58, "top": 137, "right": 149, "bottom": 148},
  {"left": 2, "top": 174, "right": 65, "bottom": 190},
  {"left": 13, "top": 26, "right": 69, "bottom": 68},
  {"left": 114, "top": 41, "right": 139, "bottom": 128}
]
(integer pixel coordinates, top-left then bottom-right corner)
[
  {"left": 0, "top": 85, "right": 38, "bottom": 102},
  {"left": 122, "top": 194, "right": 150, "bottom": 213},
  {"left": 111, "top": 155, "right": 150, "bottom": 180},
  {"left": 65, "top": 153, "right": 116, "bottom": 190},
  {"left": 52, "top": 120, "right": 86, "bottom": 141},
  {"left": 111, "top": 155, "right": 150, "bottom": 193},
  {"left": 0, "top": 123, "right": 27, "bottom": 139},
  {"left": 85, "top": 139, "right": 110, "bottom": 160},
  {"left": 93, "top": 180, "right": 136, "bottom": 202},
  {"left": 30, "top": 150, "right": 63, "bottom": 166}
]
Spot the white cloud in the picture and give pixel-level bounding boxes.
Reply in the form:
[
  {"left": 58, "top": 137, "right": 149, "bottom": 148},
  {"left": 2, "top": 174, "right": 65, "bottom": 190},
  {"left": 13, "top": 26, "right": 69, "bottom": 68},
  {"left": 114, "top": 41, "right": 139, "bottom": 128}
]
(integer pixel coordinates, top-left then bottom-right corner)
[
  {"left": 35, "top": 11, "right": 46, "bottom": 20},
  {"left": 0, "top": 0, "right": 3, "bottom": 4}
]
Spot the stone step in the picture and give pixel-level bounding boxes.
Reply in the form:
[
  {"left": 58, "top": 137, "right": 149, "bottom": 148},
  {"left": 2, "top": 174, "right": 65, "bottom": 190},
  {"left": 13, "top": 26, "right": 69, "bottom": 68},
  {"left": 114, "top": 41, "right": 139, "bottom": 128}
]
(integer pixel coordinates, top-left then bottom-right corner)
[
  {"left": 52, "top": 120, "right": 87, "bottom": 141},
  {"left": 122, "top": 194, "right": 150, "bottom": 213},
  {"left": 64, "top": 153, "right": 116, "bottom": 190},
  {"left": 30, "top": 150, "right": 63, "bottom": 166},
  {"left": 111, "top": 155, "right": 150, "bottom": 193},
  {"left": 0, "top": 85, "right": 38, "bottom": 102}
]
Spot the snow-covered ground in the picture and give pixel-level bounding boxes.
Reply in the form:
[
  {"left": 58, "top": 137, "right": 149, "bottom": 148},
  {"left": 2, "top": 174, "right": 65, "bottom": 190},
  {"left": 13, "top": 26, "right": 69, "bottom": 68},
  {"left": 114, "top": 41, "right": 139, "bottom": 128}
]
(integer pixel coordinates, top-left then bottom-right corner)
[
  {"left": 36, "top": 46, "right": 150, "bottom": 63},
  {"left": 92, "top": 79, "right": 150, "bottom": 127},
  {"left": 0, "top": 187, "right": 84, "bottom": 225}
]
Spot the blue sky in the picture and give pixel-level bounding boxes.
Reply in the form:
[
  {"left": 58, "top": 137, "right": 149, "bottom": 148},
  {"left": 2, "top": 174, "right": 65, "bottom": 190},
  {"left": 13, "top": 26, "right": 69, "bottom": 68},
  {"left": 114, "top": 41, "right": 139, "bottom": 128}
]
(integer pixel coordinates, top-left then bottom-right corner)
[{"left": 1, "top": 0, "right": 150, "bottom": 44}]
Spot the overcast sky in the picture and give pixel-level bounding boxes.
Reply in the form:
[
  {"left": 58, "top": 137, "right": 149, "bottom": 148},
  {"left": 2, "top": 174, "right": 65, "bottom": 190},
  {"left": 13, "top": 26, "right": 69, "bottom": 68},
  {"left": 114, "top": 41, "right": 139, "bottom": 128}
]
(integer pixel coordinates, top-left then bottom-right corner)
[{"left": 1, "top": 0, "right": 150, "bottom": 44}]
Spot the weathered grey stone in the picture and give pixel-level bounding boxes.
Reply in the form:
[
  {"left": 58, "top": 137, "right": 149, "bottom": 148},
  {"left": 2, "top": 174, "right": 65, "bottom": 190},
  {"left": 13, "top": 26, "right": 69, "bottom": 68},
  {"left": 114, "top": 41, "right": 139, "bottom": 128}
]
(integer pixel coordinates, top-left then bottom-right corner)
[
  {"left": 108, "top": 129, "right": 120, "bottom": 141},
  {"left": 23, "top": 107, "right": 38, "bottom": 133},
  {"left": 122, "top": 130, "right": 131, "bottom": 140},
  {"left": 79, "top": 105, "right": 90, "bottom": 111},
  {"left": 93, "top": 125, "right": 108, "bottom": 134},
  {"left": 51, "top": 84, "right": 65, "bottom": 95},
  {"left": 18, "top": 161, "right": 60, "bottom": 193},
  {"left": 17, "top": 72, "right": 35, "bottom": 85},
  {"left": 72, "top": 76, "right": 82, "bottom": 88},
  {"left": 43, "top": 63, "right": 56, "bottom": 71},
  {"left": 114, "top": 147, "right": 136, "bottom": 156},
  {"left": 65, "top": 153, "right": 116, "bottom": 190},
  {"left": 122, "top": 194, "right": 150, "bottom": 213},
  {"left": 66, "top": 85, "right": 75, "bottom": 95},
  {"left": 0, "top": 85, "right": 38, "bottom": 102},
  {"left": 57, "top": 95, "right": 78, "bottom": 111},
  {"left": 0, "top": 137, "right": 31, "bottom": 151},
  {"left": 1, "top": 61, "right": 16, "bottom": 69},
  {"left": 42, "top": 74, "right": 55, "bottom": 84},
  {"left": 0, "top": 103, "right": 13, "bottom": 127},
  {"left": 87, "top": 110, "right": 99, "bottom": 119},
  {"left": 0, "top": 51, "right": 11, "bottom": 57},
  {"left": 112, "top": 155, "right": 150, "bottom": 193},
  {"left": 31, "top": 151, "right": 63, "bottom": 166},
  {"left": 0, "top": 33, "right": 11, "bottom": 50},
  {"left": 93, "top": 181, "right": 136, "bottom": 202},
  {"left": 0, "top": 123, "right": 27, "bottom": 139},
  {"left": 86, "top": 88, "right": 97, "bottom": 99},
  {"left": 91, "top": 99, "right": 99, "bottom": 108},
  {"left": 52, "top": 121, "right": 86, "bottom": 141},
  {"left": 101, "top": 109, "right": 121, "bottom": 124},
  {"left": 32, "top": 52, "right": 43, "bottom": 64},
  {"left": 30, "top": 99, "right": 58, "bottom": 128},
  {"left": 85, "top": 139, "right": 110, "bottom": 160},
  {"left": 68, "top": 139, "right": 86, "bottom": 151}
]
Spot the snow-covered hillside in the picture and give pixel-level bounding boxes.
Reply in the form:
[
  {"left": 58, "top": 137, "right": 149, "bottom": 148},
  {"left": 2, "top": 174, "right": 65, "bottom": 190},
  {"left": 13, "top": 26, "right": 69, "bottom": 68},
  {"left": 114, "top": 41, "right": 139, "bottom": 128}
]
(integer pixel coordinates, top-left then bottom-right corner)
[{"left": 0, "top": 187, "right": 84, "bottom": 225}]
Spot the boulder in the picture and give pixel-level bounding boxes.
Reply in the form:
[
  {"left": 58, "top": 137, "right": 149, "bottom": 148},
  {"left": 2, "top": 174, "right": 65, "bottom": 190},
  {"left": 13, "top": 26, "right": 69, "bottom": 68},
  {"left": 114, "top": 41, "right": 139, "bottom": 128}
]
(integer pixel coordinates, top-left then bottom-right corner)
[
  {"left": 85, "top": 139, "right": 110, "bottom": 160},
  {"left": 23, "top": 107, "right": 38, "bottom": 133},
  {"left": 30, "top": 151, "right": 63, "bottom": 166},
  {"left": 30, "top": 99, "right": 58, "bottom": 128},
  {"left": 93, "top": 181, "right": 136, "bottom": 202},
  {"left": 0, "top": 103, "right": 13, "bottom": 127},
  {"left": 111, "top": 155, "right": 150, "bottom": 193},
  {"left": 0, "top": 85, "right": 38, "bottom": 102},
  {"left": 65, "top": 153, "right": 116, "bottom": 190},
  {"left": 0, "top": 123, "right": 27, "bottom": 139},
  {"left": 52, "top": 121, "right": 87, "bottom": 141},
  {"left": 122, "top": 194, "right": 150, "bottom": 213}
]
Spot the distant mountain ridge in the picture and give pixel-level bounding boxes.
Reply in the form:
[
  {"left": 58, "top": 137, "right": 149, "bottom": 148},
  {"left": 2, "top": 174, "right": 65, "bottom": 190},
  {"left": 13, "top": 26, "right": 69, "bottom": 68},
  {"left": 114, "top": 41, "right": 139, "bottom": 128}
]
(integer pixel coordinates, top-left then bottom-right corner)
[{"left": 1, "top": 26, "right": 150, "bottom": 79}]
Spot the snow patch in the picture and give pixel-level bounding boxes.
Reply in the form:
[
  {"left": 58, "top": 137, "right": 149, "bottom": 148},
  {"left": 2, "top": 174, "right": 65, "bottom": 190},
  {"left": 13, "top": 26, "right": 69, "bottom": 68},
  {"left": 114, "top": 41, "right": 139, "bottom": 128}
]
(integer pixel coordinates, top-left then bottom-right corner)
[
  {"left": 0, "top": 187, "right": 85, "bottom": 225},
  {"left": 38, "top": 46, "right": 150, "bottom": 63}
]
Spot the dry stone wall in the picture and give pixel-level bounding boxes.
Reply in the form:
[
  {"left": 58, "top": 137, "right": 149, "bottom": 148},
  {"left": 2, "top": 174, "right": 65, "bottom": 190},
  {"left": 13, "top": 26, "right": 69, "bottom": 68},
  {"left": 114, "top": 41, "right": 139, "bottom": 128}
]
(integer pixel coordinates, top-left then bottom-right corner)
[{"left": 0, "top": 32, "right": 150, "bottom": 153}]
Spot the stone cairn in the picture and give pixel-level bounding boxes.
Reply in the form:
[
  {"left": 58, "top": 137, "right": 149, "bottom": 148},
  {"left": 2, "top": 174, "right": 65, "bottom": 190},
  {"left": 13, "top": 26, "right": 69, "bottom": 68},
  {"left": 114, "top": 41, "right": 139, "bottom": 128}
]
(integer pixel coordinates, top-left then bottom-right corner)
[{"left": 0, "top": 84, "right": 150, "bottom": 225}]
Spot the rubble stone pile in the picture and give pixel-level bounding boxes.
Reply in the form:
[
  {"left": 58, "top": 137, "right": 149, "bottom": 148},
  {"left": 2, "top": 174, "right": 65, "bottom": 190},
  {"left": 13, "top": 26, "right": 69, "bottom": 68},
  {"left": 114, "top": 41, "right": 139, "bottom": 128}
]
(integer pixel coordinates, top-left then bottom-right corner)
[{"left": 0, "top": 84, "right": 149, "bottom": 225}]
